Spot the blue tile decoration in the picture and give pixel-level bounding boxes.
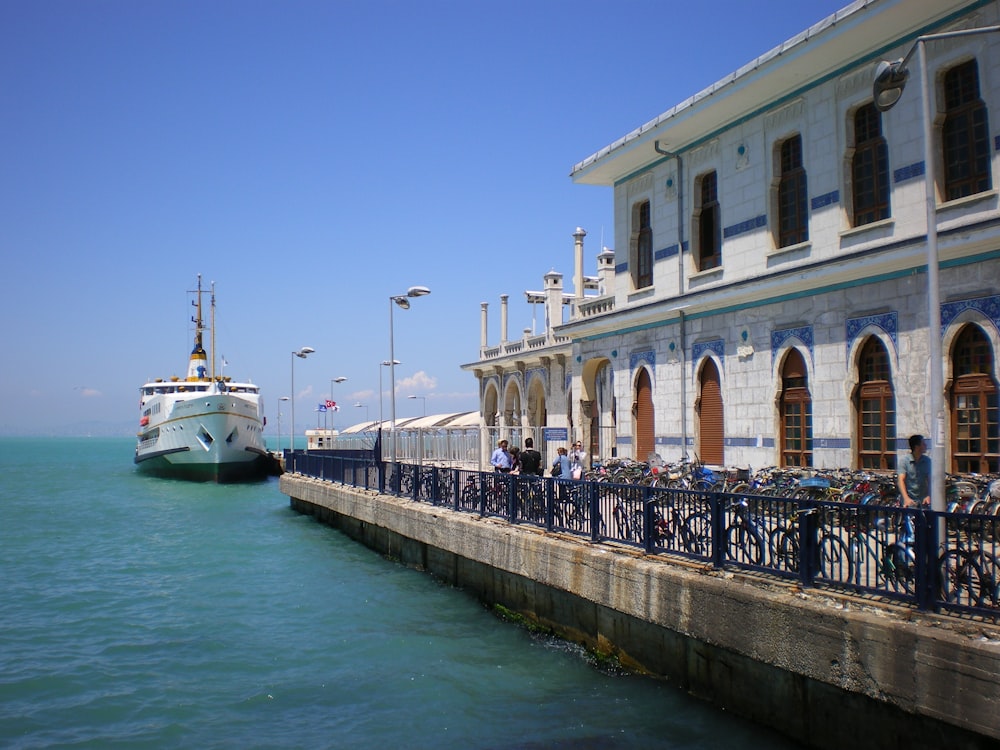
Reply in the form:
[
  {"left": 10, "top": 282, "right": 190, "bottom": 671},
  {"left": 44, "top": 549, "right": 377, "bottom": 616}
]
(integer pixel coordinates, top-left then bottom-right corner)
[
  {"left": 615, "top": 262, "right": 629, "bottom": 274},
  {"left": 502, "top": 372, "right": 521, "bottom": 393},
  {"left": 630, "top": 349, "right": 656, "bottom": 373},
  {"left": 941, "top": 294, "right": 1000, "bottom": 336},
  {"left": 893, "top": 161, "right": 924, "bottom": 183},
  {"left": 656, "top": 241, "right": 688, "bottom": 259},
  {"left": 813, "top": 438, "right": 851, "bottom": 449},
  {"left": 691, "top": 339, "right": 724, "bottom": 373},
  {"left": 771, "top": 325, "right": 814, "bottom": 365},
  {"left": 846, "top": 312, "right": 897, "bottom": 357},
  {"left": 723, "top": 214, "right": 768, "bottom": 239},
  {"left": 811, "top": 190, "right": 839, "bottom": 210},
  {"left": 525, "top": 367, "right": 546, "bottom": 395}
]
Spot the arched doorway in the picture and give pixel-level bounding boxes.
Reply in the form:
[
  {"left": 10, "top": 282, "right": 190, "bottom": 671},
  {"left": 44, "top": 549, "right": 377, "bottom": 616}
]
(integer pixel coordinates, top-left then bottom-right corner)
[
  {"left": 697, "top": 359, "right": 724, "bottom": 465},
  {"left": 951, "top": 324, "right": 999, "bottom": 473},
  {"left": 634, "top": 368, "right": 654, "bottom": 461}
]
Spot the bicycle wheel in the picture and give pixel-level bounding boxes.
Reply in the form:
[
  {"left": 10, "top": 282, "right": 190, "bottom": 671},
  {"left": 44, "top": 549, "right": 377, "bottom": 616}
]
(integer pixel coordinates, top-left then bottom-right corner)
[
  {"left": 881, "top": 543, "right": 914, "bottom": 595},
  {"left": 938, "top": 550, "right": 983, "bottom": 606},
  {"left": 726, "top": 523, "right": 763, "bottom": 565},
  {"left": 681, "top": 511, "right": 712, "bottom": 555},
  {"left": 817, "top": 533, "right": 851, "bottom": 581},
  {"left": 769, "top": 527, "right": 799, "bottom": 572}
]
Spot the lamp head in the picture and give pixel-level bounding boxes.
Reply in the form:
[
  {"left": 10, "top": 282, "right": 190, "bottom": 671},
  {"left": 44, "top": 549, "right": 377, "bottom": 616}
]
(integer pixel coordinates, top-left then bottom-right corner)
[
  {"left": 333, "top": 376, "right": 347, "bottom": 383},
  {"left": 873, "top": 59, "right": 909, "bottom": 112},
  {"left": 393, "top": 297, "right": 411, "bottom": 310},
  {"left": 406, "top": 286, "right": 431, "bottom": 298},
  {"left": 381, "top": 359, "right": 401, "bottom": 366}
]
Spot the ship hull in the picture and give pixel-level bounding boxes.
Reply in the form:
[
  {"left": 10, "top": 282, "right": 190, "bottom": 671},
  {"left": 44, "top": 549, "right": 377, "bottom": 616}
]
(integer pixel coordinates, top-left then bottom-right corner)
[{"left": 135, "top": 394, "right": 270, "bottom": 483}]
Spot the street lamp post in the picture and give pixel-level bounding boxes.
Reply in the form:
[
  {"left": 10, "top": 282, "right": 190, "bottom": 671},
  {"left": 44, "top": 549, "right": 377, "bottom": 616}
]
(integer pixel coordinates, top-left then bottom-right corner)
[
  {"left": 354, "top": 402, "right": 369, "bottom": 423},
  {"left": 278, "top": 395, "right": 289, "bottom": 455},
  {"left": 379, "top": 360, "right": 399, "bottom": 427},
  {"left": 389, "top": 286, "right": 431, "bottom": 465},
  {"left": 408, "top": 394, "right": 426, "bottom": 416},
  {"left": 873, "top": 25, "right": 1000, "bottom": 514},
  {"left": 329, "top": 376, "right": 347, "bottom": 432},
  {"left": 290, "top": 347, "right": 315, "bottom": 454}
]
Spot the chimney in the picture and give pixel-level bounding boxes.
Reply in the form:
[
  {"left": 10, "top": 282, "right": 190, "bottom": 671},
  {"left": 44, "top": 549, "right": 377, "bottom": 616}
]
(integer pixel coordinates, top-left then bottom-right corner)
[
  {"left": 597, "top": 247, "right": 615, "bottom": 295},
  {"left": 500, "top": 294, "right": 509, "bottom": 343},
  {"left": 544, "top": 271, "right": 563, "bottom": 339},
  {"left": 573, "top": 227, "right": 586, "bottom": 302},
  {"left": 480, "top": 301, "right": 489, "bottom": 351}
]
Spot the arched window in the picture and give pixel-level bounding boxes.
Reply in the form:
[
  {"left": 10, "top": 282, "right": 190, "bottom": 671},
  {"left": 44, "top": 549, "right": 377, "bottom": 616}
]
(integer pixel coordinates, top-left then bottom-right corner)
[
  {"left": 777, "top": 134, "right": 808, "bottom": 247},
  {"left": 856, "top": 337, "right": 896, "bottom": 470},
  {"left": 633, "top": 200, "right": 653, "bottom": 289},
  {"left": 951, "top": 324, "right": 998, "bottom": 473},
  {"left": 852, "top": 103, "right": 890, "bottom": 226},
  {"left": 943, "top": 59, "right": 991, "bottom": 200},
  {"left": 780, "top": 349, "right": 812, "bottom": 467}
]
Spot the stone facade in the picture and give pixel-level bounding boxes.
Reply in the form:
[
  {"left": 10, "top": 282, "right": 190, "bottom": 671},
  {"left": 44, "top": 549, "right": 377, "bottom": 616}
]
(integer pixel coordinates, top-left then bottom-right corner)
[{"left": 465, "top": 0, "right": 1000, "bottom": 473}]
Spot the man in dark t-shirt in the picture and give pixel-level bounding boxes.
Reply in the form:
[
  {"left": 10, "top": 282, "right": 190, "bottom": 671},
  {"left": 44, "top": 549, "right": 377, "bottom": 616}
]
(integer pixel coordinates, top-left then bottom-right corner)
[{"left": 519, "top": 437, "right": 543, "bottom": 476}]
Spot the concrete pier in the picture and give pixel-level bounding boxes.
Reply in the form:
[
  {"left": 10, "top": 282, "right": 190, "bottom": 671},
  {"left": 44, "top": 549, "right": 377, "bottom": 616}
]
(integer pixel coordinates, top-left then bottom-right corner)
[{"left": 281, "top": 474, "right": 1000, "bottom": 749}]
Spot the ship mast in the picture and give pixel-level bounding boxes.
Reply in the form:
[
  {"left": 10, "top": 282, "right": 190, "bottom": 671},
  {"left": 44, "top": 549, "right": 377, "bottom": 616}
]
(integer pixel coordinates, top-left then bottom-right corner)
[
  {"left": 210, "top": 280, "right": 216, "bottom": 383},
  {"left": 186, "top": 275, "right": 209, "bottom": 381}
]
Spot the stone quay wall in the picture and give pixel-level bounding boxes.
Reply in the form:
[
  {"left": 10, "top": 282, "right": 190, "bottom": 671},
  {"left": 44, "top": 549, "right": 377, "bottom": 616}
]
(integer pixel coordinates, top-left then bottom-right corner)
[{"left": 281, "top": 474, "right": 1000, "bottom": 749}]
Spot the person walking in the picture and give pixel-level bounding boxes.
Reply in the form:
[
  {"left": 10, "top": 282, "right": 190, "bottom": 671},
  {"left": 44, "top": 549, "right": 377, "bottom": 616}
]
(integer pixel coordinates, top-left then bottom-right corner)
[
  {"left": 898, "top": 434, "right": 930, "bottom": 508},
  {"left": 569, "top": 440, "right": 587, "bottom": 480},
  {"left": 490, "top": 439, "right": 512, "bottom": 473}
]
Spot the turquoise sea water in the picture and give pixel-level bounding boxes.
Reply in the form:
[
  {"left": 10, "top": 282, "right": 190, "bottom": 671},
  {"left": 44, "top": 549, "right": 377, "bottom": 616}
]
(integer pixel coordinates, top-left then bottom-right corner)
[{"left": 0, "top": 438, "right": 802, "bottom": 749}]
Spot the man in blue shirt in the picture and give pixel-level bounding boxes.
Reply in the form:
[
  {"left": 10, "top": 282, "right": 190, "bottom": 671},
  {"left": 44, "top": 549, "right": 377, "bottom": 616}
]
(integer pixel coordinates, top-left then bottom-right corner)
[
  {"left": 898, "top": 434, "right": 930, "bottom": 507},
  {"left": 490, "top": 439, "right": 512, "bottom": 472}
]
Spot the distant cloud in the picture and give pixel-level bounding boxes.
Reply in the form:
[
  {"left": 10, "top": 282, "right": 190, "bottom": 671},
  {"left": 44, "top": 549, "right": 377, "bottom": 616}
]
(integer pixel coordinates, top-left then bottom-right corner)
[
  {"left": 297, "top": 385, "right": 314, "bottom": 400},
  {"left": 394, "top": 371, "right": 437, "bottom": 393},
  {"left": 74, "top": 386, "right": 102, "bottom": 398}
]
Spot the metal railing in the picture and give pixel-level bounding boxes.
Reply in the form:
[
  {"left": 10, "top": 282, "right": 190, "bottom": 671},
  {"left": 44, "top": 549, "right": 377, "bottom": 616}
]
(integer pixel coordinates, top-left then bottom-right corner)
[{"left": 287, "top": 457, "right": 1000, "bottom": 619}]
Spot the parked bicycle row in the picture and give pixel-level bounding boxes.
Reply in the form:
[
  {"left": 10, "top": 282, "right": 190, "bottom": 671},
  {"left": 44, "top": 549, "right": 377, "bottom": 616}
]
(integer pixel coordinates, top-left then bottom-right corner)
[
  {"left": 285, "top": 452, "right": 1000, "bottom": 620},
  {"left": 585, "top": 456, "right": 1000, "bottom": 512}
]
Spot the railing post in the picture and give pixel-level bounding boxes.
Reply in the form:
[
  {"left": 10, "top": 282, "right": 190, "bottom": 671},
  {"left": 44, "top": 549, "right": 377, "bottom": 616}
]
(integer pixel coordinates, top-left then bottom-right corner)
[
  {"left": 507, "top": 475, "right": 517, "bottom": 523},
  {"left": 545, "top": 478, "right": 554, "bottom": 532},
  {"left": 589, "top": 480, "right": 600, "bottom": 543},
  {"left": 643, "top": 484, "right": 655, "bottom": 555},
  {"left": 915, "top": 508, "right": 936, "bottom": 611},
  {"left": 711, "top": 492, "right": 726, "bottom": 568},
  {"left": 799, "top": 498, "right": 816, "bottom": 588},
  {"left": 452, "top": 468, "right": 460, "bottom": 511}
]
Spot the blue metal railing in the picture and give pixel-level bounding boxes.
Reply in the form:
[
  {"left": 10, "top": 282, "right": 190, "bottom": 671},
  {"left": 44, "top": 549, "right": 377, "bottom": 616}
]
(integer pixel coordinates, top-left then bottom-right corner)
[{"left": 286, "top": 456, "right": 1000, "bottom": 619}]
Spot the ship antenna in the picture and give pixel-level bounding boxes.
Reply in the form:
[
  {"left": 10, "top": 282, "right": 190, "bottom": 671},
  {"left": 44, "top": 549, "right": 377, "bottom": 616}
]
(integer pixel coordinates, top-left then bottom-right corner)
[{"left": 210, "top": 280, "right": 216, "bottom": 384}]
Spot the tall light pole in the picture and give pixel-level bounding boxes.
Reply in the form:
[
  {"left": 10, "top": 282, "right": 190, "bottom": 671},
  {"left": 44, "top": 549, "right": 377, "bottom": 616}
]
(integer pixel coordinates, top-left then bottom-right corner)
[
  {"left": 389, "top": 286, "right": 431, "bottom": 465},
  {"left": 379, "top": 360, "right": 399, "bottom": 427},
  {"left": 278, "top": 395, "right": 289, "bottom": 454},
  {"left": 290, "top": 346, "right": 315, "bottom": 454},
  {"left": 354, "top": 402, "right": 369, "bottom": 423},
  {"left": 329, "top": 376, "right": 347, "bottom": 432},
  {"left": 408, "top": 394, "right": 426, "bottom": 416},
  {"left": 873, "top": 24, "right": 1000, "bottom": 514}
]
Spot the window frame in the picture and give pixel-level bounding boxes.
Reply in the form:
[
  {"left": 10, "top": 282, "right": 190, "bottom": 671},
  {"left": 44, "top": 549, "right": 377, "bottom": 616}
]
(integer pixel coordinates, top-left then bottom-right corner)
[
  {"left": 851, "top": 103, "right": 890, "bottom": 227},
  {"left": 777, "top": 134, "right": 809, "bottom": 248}
]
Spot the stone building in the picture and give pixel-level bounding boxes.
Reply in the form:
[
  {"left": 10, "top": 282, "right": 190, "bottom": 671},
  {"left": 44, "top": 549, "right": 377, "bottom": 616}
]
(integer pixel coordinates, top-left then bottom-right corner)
[{"left": 464, "top": 0, "right": 1000, "bottom": 475}]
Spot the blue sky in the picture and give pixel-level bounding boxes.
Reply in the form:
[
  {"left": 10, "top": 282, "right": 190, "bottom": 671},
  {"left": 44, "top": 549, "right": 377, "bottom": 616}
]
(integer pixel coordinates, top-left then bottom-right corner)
[{"left": 0, "top": 0, "right": 847, "bottom": 436}]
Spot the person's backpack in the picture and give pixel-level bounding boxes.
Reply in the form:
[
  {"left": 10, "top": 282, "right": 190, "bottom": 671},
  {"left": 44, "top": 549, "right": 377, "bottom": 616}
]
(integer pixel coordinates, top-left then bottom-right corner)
[{"left": 550, "top": 459, "right": 562, "bottom": 477}]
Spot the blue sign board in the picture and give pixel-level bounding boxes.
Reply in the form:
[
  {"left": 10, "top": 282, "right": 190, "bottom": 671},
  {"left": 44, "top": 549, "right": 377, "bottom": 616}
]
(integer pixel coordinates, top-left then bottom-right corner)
[{"left": 543, "top": 427, "right": 568, "bottom": 442}]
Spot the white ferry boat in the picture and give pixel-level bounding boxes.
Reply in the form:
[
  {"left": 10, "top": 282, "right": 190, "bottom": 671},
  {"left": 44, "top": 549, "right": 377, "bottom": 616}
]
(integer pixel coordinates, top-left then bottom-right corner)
[{"left": 135, "top": 277, "right": 271, "bottom": 482}]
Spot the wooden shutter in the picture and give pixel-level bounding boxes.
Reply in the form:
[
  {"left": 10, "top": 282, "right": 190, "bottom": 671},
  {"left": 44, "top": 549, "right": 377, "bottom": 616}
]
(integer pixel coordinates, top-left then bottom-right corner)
[
  {"left": 699, "top": 360, "right": 724, "bottom": 465},
  {"left": 636, "top": 369, "right": 655, "bottom": 461}
]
